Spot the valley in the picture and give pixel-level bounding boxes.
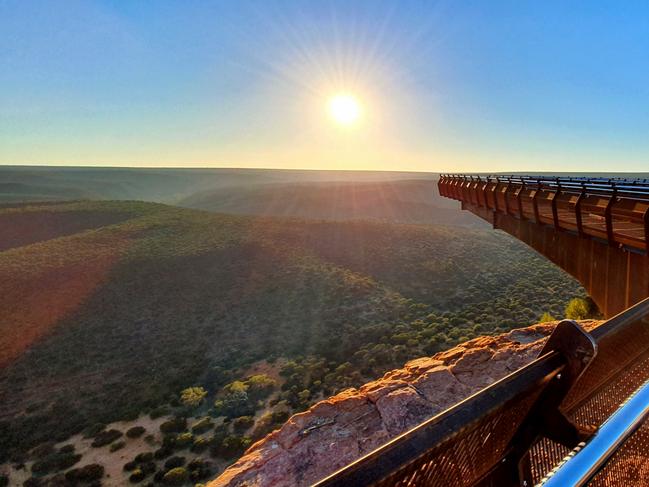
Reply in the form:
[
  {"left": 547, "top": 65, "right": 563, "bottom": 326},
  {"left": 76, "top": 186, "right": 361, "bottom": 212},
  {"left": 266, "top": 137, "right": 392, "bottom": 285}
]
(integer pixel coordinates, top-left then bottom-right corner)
[{"left": 0, "top": 198, "right": 587, "bottom": 485}]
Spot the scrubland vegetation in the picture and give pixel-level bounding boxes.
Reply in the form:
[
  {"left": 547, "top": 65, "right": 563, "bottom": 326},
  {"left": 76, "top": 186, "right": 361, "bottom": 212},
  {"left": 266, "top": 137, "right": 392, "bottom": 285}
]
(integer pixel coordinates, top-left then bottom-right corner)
[{"left": 0, "top": 200, "right": 590, "bottom": 485}]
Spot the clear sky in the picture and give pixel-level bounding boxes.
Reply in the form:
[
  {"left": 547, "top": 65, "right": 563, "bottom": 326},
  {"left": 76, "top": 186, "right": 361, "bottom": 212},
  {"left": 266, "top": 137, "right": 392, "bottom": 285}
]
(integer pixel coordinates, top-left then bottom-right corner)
[{"left": 1, "top": 1, "right": 648, "bottom": 172}]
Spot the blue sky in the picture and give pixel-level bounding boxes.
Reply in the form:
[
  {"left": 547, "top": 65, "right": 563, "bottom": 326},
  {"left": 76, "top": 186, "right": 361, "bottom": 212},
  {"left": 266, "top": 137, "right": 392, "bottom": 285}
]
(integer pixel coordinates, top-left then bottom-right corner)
[{"left": 1, "top": 1, "right": 648, "bottom": 172}]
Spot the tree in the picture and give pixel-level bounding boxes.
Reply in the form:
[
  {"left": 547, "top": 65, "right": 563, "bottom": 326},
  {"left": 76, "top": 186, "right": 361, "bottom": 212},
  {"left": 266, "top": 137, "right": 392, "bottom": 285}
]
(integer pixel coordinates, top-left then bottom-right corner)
[
  {"left": 565, "top": 298, "right": 591, "bottom": 320},
  {"left": 180, "top": 387, "right": 207, "bottom": 407},
  {"left": 246, "top": 374, "right": 276, "bottom": 401},
  {"left": 539, "top": 312, "right": 556, "bottom": 323}
]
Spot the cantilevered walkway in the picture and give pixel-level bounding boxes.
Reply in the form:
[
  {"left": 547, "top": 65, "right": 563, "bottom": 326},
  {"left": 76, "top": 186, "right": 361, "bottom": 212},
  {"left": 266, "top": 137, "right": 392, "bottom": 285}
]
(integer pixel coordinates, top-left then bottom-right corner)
[{"left": 438, "top": 175, "right": 649, "bottom": 317}]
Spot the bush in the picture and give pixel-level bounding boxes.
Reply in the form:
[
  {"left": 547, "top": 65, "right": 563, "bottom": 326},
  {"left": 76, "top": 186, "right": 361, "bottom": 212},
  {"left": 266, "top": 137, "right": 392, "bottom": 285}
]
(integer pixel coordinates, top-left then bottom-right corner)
[
  {"left": 129, "top": 468, "right": 145, "bottom": 483},
  {"left": 180, "top": 387, "right": 207, "bottom": 407},
  {"left": 0, "top": 475, "right": 8, "bottom": 487},
  {"left": 123, "top": 460, "right": 138, "bottom": 472},
  {"left": 190, "top": 417, "right": 214, "bottom": 434},
  {"left": 126, "top": 426, "right": 146, "bottom": 438},
  {"left": 565, "top": 297, "right": 594, "bottom": 320},
  {"left": 246, "top": 374, "right": 277, "bottom": 401},
  {"left": 174, "top": 432, "right": 193, "bottom": 449},
  {"left": 135, "top": 452, "right": 154, "bottom": 463},
  {"left": 188, "top": 458, "right": 212, "bottom": 481},
  {"left": 539, "top": 312, "right": 556, "bottom": 323},
  {"left": 82, "top": 423, "right": 106, "bottom": 439},
  {"left": 31, "top": 452, "right": 81, "bottom": 475},
  {"left": 160, "top": 417, "right": 187, "bottom": 434},
  {"left": 232, "top": 416, "right": 255, "bottom": 434},
  {"left": 91, "top": 429, "right": 123, "bottom": 447},
  {"left": 149, "top": 406, "right": 170, "bottom": 419},
  {"left": 66, "top": 464, "right": 104, "bottom": 483},
  {"left": 162, "top": 467, "right": 188, "bottom": 485},
  {"left": 140, "top": 461, "right": 157, "bottom": 475},
  {"left": 190, "top": 437, "right": 210, "bottom": 453},
  {"left": 154, "top": 447, "right": 173, "bottom": 460},
  {"left": 110, "top": 441, "right": 126, "bottom": 452},
  {"left": 58, "top": 444, "right": 75, "bottom": 454},
  {"left": 187, "top": 458, "right": 208, "bottom": 470},
  {"left": 251, "top": 413, "right": 277, "bottom": 440},
  {"left": 30, "top": 442, "right": 56, "bottom": 459},
  {"left": 23, "top": 478, "right": 43, "bottom": 487},
  {"left": 213, "top": 435, "right": 252, "bottom": 459},
  {"left": 164, "top": 456, "right": 186, "bottom": 470}
]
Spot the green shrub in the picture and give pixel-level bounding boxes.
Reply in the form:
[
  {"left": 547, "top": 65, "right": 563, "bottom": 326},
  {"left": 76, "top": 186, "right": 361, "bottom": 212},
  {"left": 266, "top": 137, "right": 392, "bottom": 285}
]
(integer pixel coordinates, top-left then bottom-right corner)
[
  {"left": 162, "top": 467, "right": 188, "bottom": 485},
  {"left": 175, "top": 432, "right": 193, "bottom": 449},
  {"left": 246, "top": 374, "right": 277, "bottom": 401},
  {"left": 149, "top": 406, "right": 170, "bottom": 419},
  {"left": 188, "top": 458, "right": 213, "bottom": 481},
  {"left": 126, "top": 426, "right": 146, "bottom": 438},
  {"left": 565, "top": 297, "right": 594, "bottom": 320},
  {"left": 190, "top": 417, "right": 213, "bottom": 434},
  {"left": 135, "top": 452, "right": 154, "bottom": 463},
  {"left": 154, "top": 446, "right": 173, "bottom": 459},
  {"left": 0, "top": 474, "right": 8, "bottom": 487},
  {"left": 65, "top": 464, "right": 104, "bottom": 483},
  {"left": 160, "top": 417, "right": 187, "bottom": 434},
  {"left": 164, "top": 456, "right": 186, "bottom": 470},
  {"left": 82, "top": 423, "right": 106, "bottom": 439},
  {"left": 213, "top": 435, "right": 252, "bottom": 459},
  {"left": 58, "top": 444, "right": 75, "bottom": 454},
  {"left": 539, "top": 312, "right": 556, "bottom": 323},
  {"left": 140, "top": 461, "right": 157, "bottom": 475},
  {"left": 129, "top": 468, "right": 145, "bottom": 483},
  {"left": 91, "top": 429, "right": 123, "bottom": 447},
  {"left": 180, "top": 387, "right": 207, "bottom": 407},
  {"left": 251, "top": 412, "right": 277, "bottom": 440},
  {"left": 31, "top": 452, "right": 81, "bottom": 475},
  {"left": 190, "top": 437, "right": 210, "bottom": 453},
  {"left": 110, "top": 441, "right": 126, "bottom": 452},
  {"left": 123, "top": 460, "right": 138, "bottom": 472},
  {"left": 30, "top": 442, "right": 56, "bottom": 459},
  {"left": 23, "top": 477, "right": 42, "bottom": 487},
  {"left": 232, "top": 416, "right": 255, "bottom": 434}
]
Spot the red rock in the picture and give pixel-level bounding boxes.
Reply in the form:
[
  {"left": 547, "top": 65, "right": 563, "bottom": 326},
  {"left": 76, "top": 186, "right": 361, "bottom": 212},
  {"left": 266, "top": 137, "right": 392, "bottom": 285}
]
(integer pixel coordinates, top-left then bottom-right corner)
[{"left": 374, "top": 385, "right": 438, "bottom": 435}]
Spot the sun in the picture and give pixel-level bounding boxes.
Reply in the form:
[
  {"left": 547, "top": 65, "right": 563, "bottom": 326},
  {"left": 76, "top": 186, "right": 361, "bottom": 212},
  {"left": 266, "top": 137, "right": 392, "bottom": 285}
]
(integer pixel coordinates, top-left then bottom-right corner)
[{"left": 328, "top": 93, "right": 362, "bottom": 127}]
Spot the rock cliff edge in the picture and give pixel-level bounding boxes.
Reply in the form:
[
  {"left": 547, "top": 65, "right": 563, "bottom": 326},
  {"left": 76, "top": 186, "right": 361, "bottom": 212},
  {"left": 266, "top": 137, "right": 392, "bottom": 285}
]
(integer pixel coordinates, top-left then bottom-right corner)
[{"left": 210, "top": 320, "right": 601, "bottom": 487}]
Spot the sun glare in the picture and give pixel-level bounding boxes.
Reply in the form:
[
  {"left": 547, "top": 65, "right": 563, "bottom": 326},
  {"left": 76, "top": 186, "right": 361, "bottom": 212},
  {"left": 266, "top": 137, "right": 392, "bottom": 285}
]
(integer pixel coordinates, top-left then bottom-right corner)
[{"left": 328, "top": 94, "right": 362, "bottom": 127}]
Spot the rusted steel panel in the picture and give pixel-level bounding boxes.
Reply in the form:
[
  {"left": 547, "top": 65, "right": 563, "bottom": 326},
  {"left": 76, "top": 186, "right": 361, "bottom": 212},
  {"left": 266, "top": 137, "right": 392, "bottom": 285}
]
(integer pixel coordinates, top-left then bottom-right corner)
[
  {"left": 452, "top": 175, "right": 649, "bottom": 318},
  {"left": 628, "top": 253, "right": 649, "bottom": 308},
  {"left": 605, "top": 247, "right": 628, "bottom": 317}
]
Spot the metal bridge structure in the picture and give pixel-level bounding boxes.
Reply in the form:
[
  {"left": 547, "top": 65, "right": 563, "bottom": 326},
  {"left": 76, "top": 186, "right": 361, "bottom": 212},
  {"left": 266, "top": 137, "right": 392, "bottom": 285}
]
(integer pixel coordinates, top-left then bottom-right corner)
[
  {"left": 315, "top": 176, "right": 649, "bottom": 487},
  {"left": 438, "top": 175, "right": 649, "bottom": 318}
]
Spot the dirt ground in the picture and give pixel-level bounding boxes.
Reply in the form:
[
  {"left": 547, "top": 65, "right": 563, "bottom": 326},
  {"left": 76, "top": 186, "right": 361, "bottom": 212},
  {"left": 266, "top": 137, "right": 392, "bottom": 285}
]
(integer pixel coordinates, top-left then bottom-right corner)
[{"left": 0, "top": 413, "right": 227, "bottom": 486}]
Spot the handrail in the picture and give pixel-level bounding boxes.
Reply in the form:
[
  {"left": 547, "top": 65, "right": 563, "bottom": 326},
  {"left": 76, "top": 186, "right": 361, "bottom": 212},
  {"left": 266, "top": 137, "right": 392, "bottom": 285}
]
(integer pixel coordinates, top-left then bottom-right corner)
[
  {"left": 438, "top": 174, "right": 649, "bottom": 253},
  {"left": 540, "top": 378, "right": 649, "bottom": 487}
]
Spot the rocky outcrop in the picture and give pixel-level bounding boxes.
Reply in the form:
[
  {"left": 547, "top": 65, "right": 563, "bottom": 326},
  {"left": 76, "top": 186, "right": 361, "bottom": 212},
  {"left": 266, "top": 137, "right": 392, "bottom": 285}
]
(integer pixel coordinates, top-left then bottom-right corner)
[{"left": 210, "top": 320, "right": 602, "bottom": 487}]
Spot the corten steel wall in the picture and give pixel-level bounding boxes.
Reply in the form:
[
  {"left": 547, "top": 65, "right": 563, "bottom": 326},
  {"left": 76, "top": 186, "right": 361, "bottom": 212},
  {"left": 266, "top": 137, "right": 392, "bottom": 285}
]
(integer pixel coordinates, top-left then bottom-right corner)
[{"left": 439, "top": 175, "right": 649, "bottom": 318}]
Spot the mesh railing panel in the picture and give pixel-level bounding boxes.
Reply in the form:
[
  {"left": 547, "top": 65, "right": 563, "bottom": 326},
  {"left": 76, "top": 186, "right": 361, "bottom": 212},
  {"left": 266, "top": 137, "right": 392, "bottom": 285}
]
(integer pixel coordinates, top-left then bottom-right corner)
[
  {"left": 314, "top": 353, "right": 565, "bottom": 487},
  {"left": 588, "top": 421, "right": 649, "bottom": 486},
  {"left": 374, "top": 390, "right": 542, "bottom": 487}
]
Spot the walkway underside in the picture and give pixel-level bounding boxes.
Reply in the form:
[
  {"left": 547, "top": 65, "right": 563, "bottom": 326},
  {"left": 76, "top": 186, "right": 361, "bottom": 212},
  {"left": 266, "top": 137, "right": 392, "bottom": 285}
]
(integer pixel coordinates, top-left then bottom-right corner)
[{"left": 439, "top": 175, "right": 649, "bottom": 317}]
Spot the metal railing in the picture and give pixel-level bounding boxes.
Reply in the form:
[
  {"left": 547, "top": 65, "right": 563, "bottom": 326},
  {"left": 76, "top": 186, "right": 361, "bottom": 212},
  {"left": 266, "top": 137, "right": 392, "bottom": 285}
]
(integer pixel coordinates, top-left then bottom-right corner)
[
  {"left": 314, "top": 297, "right": 649, "bottom": 486},
  {"left": 438, "top": 175, "right": 649, "bottom": 253},
  {"left": 541, "top": 378, "right": 649, "bottom": 486}
]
